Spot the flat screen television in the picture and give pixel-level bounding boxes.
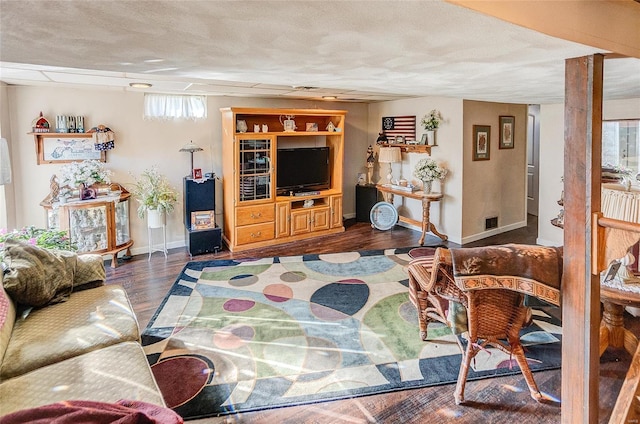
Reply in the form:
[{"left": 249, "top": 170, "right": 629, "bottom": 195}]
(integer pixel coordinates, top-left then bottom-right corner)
[{"left": 277, "top": 147, "right": 330, "bottom": 195}]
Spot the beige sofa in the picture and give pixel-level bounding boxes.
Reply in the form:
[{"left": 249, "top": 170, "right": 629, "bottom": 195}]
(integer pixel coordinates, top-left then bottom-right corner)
[{"left": 0, "top": 242, "right": 165, "bottom": 417}]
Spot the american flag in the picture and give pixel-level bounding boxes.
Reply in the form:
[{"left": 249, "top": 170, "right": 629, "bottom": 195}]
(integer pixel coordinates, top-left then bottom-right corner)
[{"left": 382, "top": 115, "right": 416, "bottom": 142}]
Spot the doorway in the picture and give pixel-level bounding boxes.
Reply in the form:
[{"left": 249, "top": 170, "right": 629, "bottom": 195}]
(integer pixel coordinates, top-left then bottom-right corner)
[{"left": 527, "top": 105, "right": 540, "bottom": 216}]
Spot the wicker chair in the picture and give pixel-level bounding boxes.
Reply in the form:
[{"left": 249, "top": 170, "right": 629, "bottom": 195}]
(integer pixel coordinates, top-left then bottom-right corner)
[{"left": 408, "top": 246, "right": 561, "bottom": 405}]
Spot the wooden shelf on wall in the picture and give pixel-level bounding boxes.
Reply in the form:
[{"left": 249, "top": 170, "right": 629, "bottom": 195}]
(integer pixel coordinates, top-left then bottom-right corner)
[{"left": 378, "top": 143, "right": 433, "bottom": 154}]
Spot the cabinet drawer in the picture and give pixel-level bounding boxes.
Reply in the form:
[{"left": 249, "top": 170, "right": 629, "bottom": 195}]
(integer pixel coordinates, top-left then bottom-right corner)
[
  {"left": 236, "top": 204, "right": 275, "bottom": 226},
  {"left": 236, "top": 222, "right": 274, "bottom": 245}
]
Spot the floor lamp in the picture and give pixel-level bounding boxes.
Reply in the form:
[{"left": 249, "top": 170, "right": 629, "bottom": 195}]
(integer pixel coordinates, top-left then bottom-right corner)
[{"left": 378, "top": 146, "right": 402, "bottom": 185}]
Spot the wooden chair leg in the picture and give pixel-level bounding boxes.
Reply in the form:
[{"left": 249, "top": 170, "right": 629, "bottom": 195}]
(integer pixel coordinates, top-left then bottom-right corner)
[
  {"left": 510, "top": 341, "right": 543, "bottom": 402},
  {"left": 455, "top": 339, "right": 477, "bottom": 405}
]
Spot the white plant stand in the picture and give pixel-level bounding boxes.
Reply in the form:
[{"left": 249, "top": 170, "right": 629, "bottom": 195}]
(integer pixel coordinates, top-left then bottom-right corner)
[{"left": 147, "top": 209, "right": 167, "bottom": 260}]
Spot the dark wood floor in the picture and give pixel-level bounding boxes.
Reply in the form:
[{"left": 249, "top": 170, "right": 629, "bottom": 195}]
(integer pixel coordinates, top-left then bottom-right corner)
[{"left": 105, "top": 216, "right": 634, "bottom": 423}]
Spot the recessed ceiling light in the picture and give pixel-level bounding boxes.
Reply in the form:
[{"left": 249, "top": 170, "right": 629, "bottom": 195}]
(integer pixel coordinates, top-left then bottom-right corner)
[
  {"left": 129, "top": 82, "right": 153, "bottom": 88},
  {"left": 322, "top": 96, "right": 337, "bottom": 100}
]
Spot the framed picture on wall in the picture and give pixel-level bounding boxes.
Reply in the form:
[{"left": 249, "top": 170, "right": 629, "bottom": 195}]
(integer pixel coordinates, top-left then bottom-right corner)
[
  {"left": 36, "top": 134, "right": 106, "bottom": 164},
  {"left": 473, "top": 125, "right": 491, "bottom": 161},
  {"left": 499, "top": 115, "right": 515, "bottom": 149}
]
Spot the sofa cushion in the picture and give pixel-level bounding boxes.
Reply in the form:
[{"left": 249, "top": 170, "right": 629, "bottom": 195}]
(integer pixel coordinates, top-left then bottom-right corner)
[
  {"left": 0, "top": 341, "right": 166, "bottom": 416},
  {"left": 1, "top": 240, "right": 106, "bottom": 307},
  {"left": 0, "top": 285, "right": 140, "bottom": 380}
]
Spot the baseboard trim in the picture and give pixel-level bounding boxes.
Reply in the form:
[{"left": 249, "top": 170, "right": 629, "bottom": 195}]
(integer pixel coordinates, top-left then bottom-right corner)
[{"left": 461, "top": 220, "right": 527, "bottom": 245}]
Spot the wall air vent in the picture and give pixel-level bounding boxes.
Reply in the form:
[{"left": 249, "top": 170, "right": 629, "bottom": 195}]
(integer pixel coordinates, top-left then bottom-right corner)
[{"left": 485, "top": 216, "right": 498, "bottom": 230}]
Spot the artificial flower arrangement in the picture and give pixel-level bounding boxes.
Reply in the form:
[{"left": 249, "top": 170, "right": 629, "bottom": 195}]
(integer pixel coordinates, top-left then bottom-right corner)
[
  {"left": 129, "top": 166, "right": 179, "bottom": 219},
  {"left": 414, "top": 157, "right": 448, "bottom": 182},
  {"left": 421, "top": 109, "right": 443, "bottom": 131},
  {"left": 59, "top": 159, "right": 112, "bottom": 188},
  {"left": 0, "top": 226, "right": 77, "bottom": 259}
]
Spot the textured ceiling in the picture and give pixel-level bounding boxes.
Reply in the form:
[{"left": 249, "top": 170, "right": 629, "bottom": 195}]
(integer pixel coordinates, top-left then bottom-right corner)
[{"left": 1, "top": 0, "right": 639, "bottom": 104}]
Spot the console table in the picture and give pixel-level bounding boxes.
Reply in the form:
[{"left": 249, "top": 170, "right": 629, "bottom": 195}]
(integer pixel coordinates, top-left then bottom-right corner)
[{"left": 376, "top": 184, "right": 447, "bottom": 244}]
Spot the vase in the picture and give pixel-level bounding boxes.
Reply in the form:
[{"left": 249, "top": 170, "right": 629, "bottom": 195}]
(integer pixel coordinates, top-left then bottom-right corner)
[
  {"left": 79, "top": 183, "right": 97, "bottom": 200},
  {"left": 147, "top": 208, "right": 165, "bottom": 228},
  {"left": 423, "top": 180, "right": 432, "bottom": 194},
  {"left": 425, "top": 130, "right": 435, "bottom": 146}
]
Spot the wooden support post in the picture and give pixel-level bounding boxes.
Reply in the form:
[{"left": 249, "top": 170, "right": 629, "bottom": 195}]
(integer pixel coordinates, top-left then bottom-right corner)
[{"left": 562, "top": 54, "right": 603, "bottom": 423}]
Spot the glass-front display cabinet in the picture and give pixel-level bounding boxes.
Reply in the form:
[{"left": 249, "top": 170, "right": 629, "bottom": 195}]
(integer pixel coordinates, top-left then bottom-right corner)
[
  {"left": 238, "top": 136, "right": 272, "bottom": 202},
  {"left": 41, "top": 184, "right": 133, "bottom": 268}
]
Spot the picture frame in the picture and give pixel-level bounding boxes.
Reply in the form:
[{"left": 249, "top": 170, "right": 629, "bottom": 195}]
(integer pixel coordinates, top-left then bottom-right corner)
[
  {"left": 35, "top": 133, "right": 106, "bottom": 164},
  {"left": 420, "top": 133, "right": 428, "bottom": 145},
  {"left": 473, "top": 125, "right": 491, "bottom": 161},
  {"left": 395, "top": 135, "right": 405, "bottom": 144},
  {"left": 193, "top": 168, "right": 203, "bottom": 179},
  {"left": 191, "top": 210, "right": 215, "bottom": 230},
  {"left": 306, "top": 122, "right": 319, "bottom": 132},
  {"left": 499, "top": 115, "right": 515, "bottom": 149}
]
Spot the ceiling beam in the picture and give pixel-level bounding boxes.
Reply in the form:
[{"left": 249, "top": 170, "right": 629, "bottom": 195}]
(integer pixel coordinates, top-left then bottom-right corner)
[{"left": 447, "top": 0, "right": 640, "bottom": 59}]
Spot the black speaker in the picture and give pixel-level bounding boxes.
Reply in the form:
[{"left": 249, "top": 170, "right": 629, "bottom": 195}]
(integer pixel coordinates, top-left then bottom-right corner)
[
  {"left": 356, "top": 184, "right": 380, "bottom": 223},
  {"left": 187, "top": 227, "right": 222, "bottom": 256},
  {"left": 184, "top": 177, "right": 215, "bottom": 229}
]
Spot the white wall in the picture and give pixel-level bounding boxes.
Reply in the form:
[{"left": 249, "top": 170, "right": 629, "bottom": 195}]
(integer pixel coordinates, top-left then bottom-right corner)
[
  {"left": 5, "top": 86, "right": 369, "bottom": 255},
  {"left": 461, "top": 100, "right": 528, "bottom": 243},
  {"left": 537, "top": 98, "right": 640, "bottom": 247},
  {"left": 368, "top": 97, "right": 464, "bottom": 244}
]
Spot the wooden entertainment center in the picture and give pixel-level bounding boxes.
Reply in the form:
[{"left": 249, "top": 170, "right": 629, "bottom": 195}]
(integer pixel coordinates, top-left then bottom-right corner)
[{"left": 220, "top": 107, "right": 347, "bottom": 252}]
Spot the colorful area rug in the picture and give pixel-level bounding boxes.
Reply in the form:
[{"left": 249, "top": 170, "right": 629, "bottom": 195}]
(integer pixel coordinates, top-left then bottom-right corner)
[{"left": 141, "top": 247, "right": 562, "bottom": 420}]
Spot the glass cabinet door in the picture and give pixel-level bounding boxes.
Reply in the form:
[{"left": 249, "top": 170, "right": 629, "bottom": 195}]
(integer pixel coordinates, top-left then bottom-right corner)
[
  {"left": 238, "top": 137, "right": 272, "bottom": 202},
  {"left": 68, "top": 205, "right": 108, "bottom": 253},
  {"left": 115, "top": 199, "right": 131, "bottom": 245},
  {"left": 47, "top": 208, "right": 60, "bottom": 230}
]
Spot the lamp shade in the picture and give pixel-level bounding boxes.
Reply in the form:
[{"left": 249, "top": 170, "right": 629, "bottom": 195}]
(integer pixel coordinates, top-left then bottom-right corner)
[
  {"left": 378, "top": 146, "right": 402, "bottom": 164},
  {"left": 179, "top": 140, "right": 204, "bottom": 153}
]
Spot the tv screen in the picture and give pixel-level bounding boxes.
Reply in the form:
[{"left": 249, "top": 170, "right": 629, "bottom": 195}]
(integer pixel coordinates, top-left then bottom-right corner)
[{"left": 277, "top": 147, "right": 330, "bottom": 195}]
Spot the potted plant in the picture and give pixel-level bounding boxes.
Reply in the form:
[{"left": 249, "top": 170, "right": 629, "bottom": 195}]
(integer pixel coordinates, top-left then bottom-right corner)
[
  {"left": 420, "top": 109, "right": 443, "bottom": 145},
  {"left": 414, "top": 157, "right": 448, "bottom": 193},
  {"left": 129, "top": 167, "right": 179, "bottom": 227}
]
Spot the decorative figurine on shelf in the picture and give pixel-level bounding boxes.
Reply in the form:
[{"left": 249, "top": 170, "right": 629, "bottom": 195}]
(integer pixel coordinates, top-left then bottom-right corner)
[
  {"left": 366, "top": 145, "right": 375, "bottom": 185},
  {"left": 280, "top": 115, "right": 297, "bottom": 132},
  {"left": 376, "top": 132, "right": 388, "bottom": 144},
  {"left": 31, "top": 111, "right": 51, "bottom": 133},
  {"left": 325, "top": 121, "right": 336, "bottom": 132}
]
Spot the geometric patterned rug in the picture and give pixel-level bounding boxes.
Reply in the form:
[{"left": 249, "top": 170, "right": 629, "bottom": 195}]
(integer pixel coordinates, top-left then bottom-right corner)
[{"left": 141, "top": 247, "right": 562, "bottom": 420}]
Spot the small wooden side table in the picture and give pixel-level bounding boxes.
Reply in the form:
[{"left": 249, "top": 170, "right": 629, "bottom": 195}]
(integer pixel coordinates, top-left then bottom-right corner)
[
  {"left": 376, "top": 184, "right": 448, "bottom": 245},
  {"left": 599, "top": 284, "right": 640, "bottom": 356}
]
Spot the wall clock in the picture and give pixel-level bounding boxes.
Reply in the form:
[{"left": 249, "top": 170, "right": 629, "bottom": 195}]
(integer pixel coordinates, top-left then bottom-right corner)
[{"left": 370, "top": 201, "right": 398, "bottom": 231}]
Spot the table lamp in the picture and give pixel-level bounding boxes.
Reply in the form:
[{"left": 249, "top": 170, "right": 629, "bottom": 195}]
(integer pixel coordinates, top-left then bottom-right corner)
[
  {"left": 378, "top": 146, "right": 402, "bottom": 184},
  {"left": 179, "top": 140, "right": 204, "bottom": 176}
]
